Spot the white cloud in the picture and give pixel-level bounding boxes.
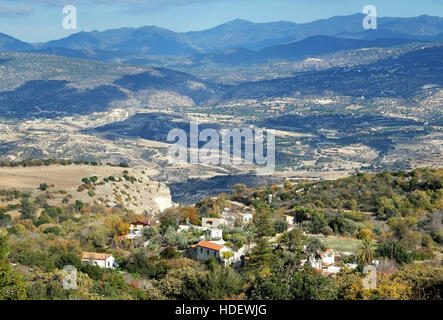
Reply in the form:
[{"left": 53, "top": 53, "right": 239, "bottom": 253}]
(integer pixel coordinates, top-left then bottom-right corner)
[{"left": 0, "top": 4, "right": 34, "bottom": 16}]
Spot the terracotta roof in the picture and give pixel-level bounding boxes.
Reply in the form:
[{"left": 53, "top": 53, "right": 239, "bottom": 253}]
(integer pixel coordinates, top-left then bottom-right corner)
[
  {"left": 191, "top": 241, "right": 224, "bottom": 251},
  {"left": 82, "top": 252, "right": 113, "bottom": 261},
  {"left": 131, "top": 220, "right": 158, "bottom": 226}
]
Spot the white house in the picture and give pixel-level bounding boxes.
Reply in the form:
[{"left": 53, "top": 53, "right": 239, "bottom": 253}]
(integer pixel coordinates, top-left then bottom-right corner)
[
  {"left": 318, "top": 249, "right": 335, "bottom": 267},
  {"left": 301, "top": 249, "right": 337, "bottom": 273},
  {"left": 284, "top": 215, "right": 296, "bottom": 226},
  {"left": 82, "top": 252, "right": 115, "bottom": 269},
  {"left": 241, "top": 213, "right": 253, "bottom": 225},
  {"left": 189, "top": 241, "right": 233, "bottom": 265},
  {"left": 208, "top": 228, "right": 223, "bottom": 239}
]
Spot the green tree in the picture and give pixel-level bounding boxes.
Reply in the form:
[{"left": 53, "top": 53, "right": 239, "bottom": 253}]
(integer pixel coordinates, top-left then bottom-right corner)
[
  {"left": 246, "top": 237, "right": 274, "bottom": 274},
  {"left": 253, "top": 201, "right": 275, "bottom": 237},
  {"left": 74, "top": 200, "right": 84, "bottom": 212},
  {"left": 0, "top": 233, "right": 27, "bottom": 300},
  {"left": 19, "top": 196, "right": 36, "bottom": 221},
  {"left": 356, "top": 238, "right": 375, "bottom": 265},
  {"left": 376, "top": 241, "right": 413, "bottom": 265}
]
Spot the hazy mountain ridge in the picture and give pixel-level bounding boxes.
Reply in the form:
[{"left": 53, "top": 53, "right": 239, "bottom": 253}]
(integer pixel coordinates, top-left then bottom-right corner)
[
  {"left": 2, "top": 14, "right": 443, "bottom": 56},
  {"left": 188, "top": 36, "right": 423, "bottom": 66}
]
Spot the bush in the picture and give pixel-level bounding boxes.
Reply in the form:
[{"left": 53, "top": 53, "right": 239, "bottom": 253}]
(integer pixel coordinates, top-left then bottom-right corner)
[
  {"left": 35, "top": 214, "right": 53, "bottom": 227},
  {"left": 321, "top": 226, "right": 334, "bottom": 236},
  {"left": 88, "top": 190, "right": 96, "bottom": 197},
  {"left": 376, "top": 241, "right": 413, "bottom": 265},
  {"left": 54, "top": 252, "right": 82, "bottom": 270},
  {"left": 74, "top": 200, "right": 84, "bottom": 212},
  {"left": 142, "top": 227, "right": 159, "bottom": 241},
  {"left": 274, "top": 219, "right": 289, "bottom": 233},
  {"left": 81, "top": 264, "right": 104, "bottom": 281},
  {"left": 160, "top": 246, "right": 181, "bottom": 259},
  {"left": 339, "top": 218, "right": 359, "bottom": 236},
  {"left": 39, "top": 183, "right": 49, "bottom": 191},
  {"left": 43, "top": 226, "right": 62, "bottom": 235}
]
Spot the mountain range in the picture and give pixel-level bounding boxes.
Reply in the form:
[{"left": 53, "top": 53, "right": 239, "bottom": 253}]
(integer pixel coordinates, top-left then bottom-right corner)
[{"left": 1, "top": 14, "right": 443, "bottom": 57}]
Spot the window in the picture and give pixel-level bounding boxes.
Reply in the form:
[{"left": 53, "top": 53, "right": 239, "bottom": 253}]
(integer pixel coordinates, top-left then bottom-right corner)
[
  {"left": 200, "top": 248, "right": 203, "bottom": 253},
  {"left": 214, "top": 252, "right": 216, "bottom": 257},
  {"left": 207, "top": 250, "right": 209, "bottom": 255}
]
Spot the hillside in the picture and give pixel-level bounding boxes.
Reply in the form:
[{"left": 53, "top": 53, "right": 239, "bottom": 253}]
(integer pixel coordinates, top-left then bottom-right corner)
[
  {"left": 221, "top": 45, "right": 443, "bottom": 102},
  {"left": 0, "top": 167, "right": 441, "bottom": 300},
  {"left": 189, "top": 36, "right": 422, "bottom": 66},
  {"left": 0, "top": 164, "right": 172, "bottom": 215},
  {"left": 0, "top": 52, "right": 219, "bottom": 118}
]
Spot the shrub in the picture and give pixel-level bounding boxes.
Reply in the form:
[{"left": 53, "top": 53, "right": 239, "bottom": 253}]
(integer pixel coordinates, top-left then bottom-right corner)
[
  {"left": 376, "top": 241, "right": 413, "bottom": 265},
  {"left": 39, "top": 183, "right": 49, "bottom": 191},
  {"left": 321, "top": 226, "right": 334, "bottom": 236},
  {"left": 54, "top": 252, "right": 82, "bottom": 270},
  {"left": 274, "top": 219, "right": 289, "bottom": 233},
  {"left": 43, "top": 226, "right": 62, "bottom": 235},
  {"left": 160, "top": 246, "right": 181, "bottom": 259},
  {"left": 81, "top": 264, "right": 104, "bottom": 281}
]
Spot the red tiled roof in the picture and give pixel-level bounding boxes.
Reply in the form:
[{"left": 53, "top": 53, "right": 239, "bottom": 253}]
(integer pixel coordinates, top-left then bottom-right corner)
[
  {"left": 82, "top": 252, "right": 113, "bottom": 261},
  {"left": 191, "top": 241, "right": 224, "bottom": 251},
  {"left": 131, "top": 220, "right": 158, "bottom": 226}
]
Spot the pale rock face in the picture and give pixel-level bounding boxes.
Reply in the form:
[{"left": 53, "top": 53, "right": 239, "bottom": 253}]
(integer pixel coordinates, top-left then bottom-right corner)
[{"left": 153, "top": 196, "right": 173, "bottom": 212}]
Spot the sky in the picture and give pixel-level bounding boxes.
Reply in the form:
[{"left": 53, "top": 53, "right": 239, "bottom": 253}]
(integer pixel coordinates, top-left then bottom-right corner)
[{"left": 1, "top": 0, "right": 443, "bottom": 43}]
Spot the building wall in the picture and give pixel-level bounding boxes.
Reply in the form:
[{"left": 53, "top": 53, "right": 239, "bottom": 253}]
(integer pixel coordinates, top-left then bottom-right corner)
[
  {"left": 202, "top": 218, "right": 225, "bottom": 229},
  {"left": 82, "top": 257, "right": 115, "bottom": 269},
  {"left": 195, "top": 247, "right": 220, "bottom": 260}
]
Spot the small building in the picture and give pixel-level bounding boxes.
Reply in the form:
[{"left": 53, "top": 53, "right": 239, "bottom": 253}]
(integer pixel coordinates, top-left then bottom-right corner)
[
  {"left": 318, "top": 249, "right": 335, "bottom": 266},
  {"left": 208, "top": 228, "right": 223, "bottom": 239},
  {"left": 241, "top": 213, "right": 253, "bottom": 224},
  {"left": 284, "top": 215, "right": 296, "bottom": 226},
  {"left": 130, "top": 220, "right": 159, "bottom": 234},
  {"left": 189, "top": 241, "right": 232, "bottom": 265},
  {"left": 82, "top": 252, "right": 115, "bottom": 269},
  {"left": 202, "top": 217, "right": 226, "bottom": 229}
]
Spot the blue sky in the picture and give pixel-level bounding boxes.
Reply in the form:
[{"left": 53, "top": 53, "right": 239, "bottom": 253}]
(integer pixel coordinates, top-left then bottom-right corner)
[{"left": 1, "top": 0, "right": 443, "bottom": 43}]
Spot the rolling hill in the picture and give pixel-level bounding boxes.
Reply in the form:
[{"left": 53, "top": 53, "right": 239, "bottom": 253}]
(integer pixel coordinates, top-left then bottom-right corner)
[
  {"left": 189, "top": 36, "right": 422, "bottom": 65},
  {"left": 0, "top": 52, "right": 219, "bottom": 118}
]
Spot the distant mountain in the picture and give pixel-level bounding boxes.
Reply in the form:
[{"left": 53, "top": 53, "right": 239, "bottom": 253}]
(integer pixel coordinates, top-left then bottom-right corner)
[
  {"left": 0, "top": 52, "right": 219, "bottom": 119},
  {"left": 0, "top": 33, "right": 33, "bottom": 51},
  {"left": 190, "top": 36, "right": 422, "bottom": 65},
  {"left": 221, "top": 45, "right": 443, "bottom": 100},
  {"left": 43, "top": 26, "right": 200, "bottom": 55},
  {"left": 336, "top": 29, "right": 443, "bottom": 41},
  {"left": 1, "top": 13, "right": 442, "bottom": 57}
]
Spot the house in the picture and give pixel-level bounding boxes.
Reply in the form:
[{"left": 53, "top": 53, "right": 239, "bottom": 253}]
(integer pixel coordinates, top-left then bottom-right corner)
[
  {"left": 129, "top": 220, "right": 159, "bottom": 234},
  {"left": 284, "top": 215, "right": 296, "bottom": 226},
  {"left": 82, "top": 252, "right": 115, "bottom": 269},
  {"left": 202, "top": 217, "right": 226, "bottom": 229},
  {"left": 241, "top": 213, "right": 253, "bottom": 224},
  {"left": 189, "top": 241, "right": 232, "bottom": 265},
  {"left": 318, "top": 249, "right": 335, "bottom": 266},
  {"left": 208, "top": 228, "right": 223, "bottom": 239},
  {"left": 301, "top": 249, "right": 339, "bottom": 274}
]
